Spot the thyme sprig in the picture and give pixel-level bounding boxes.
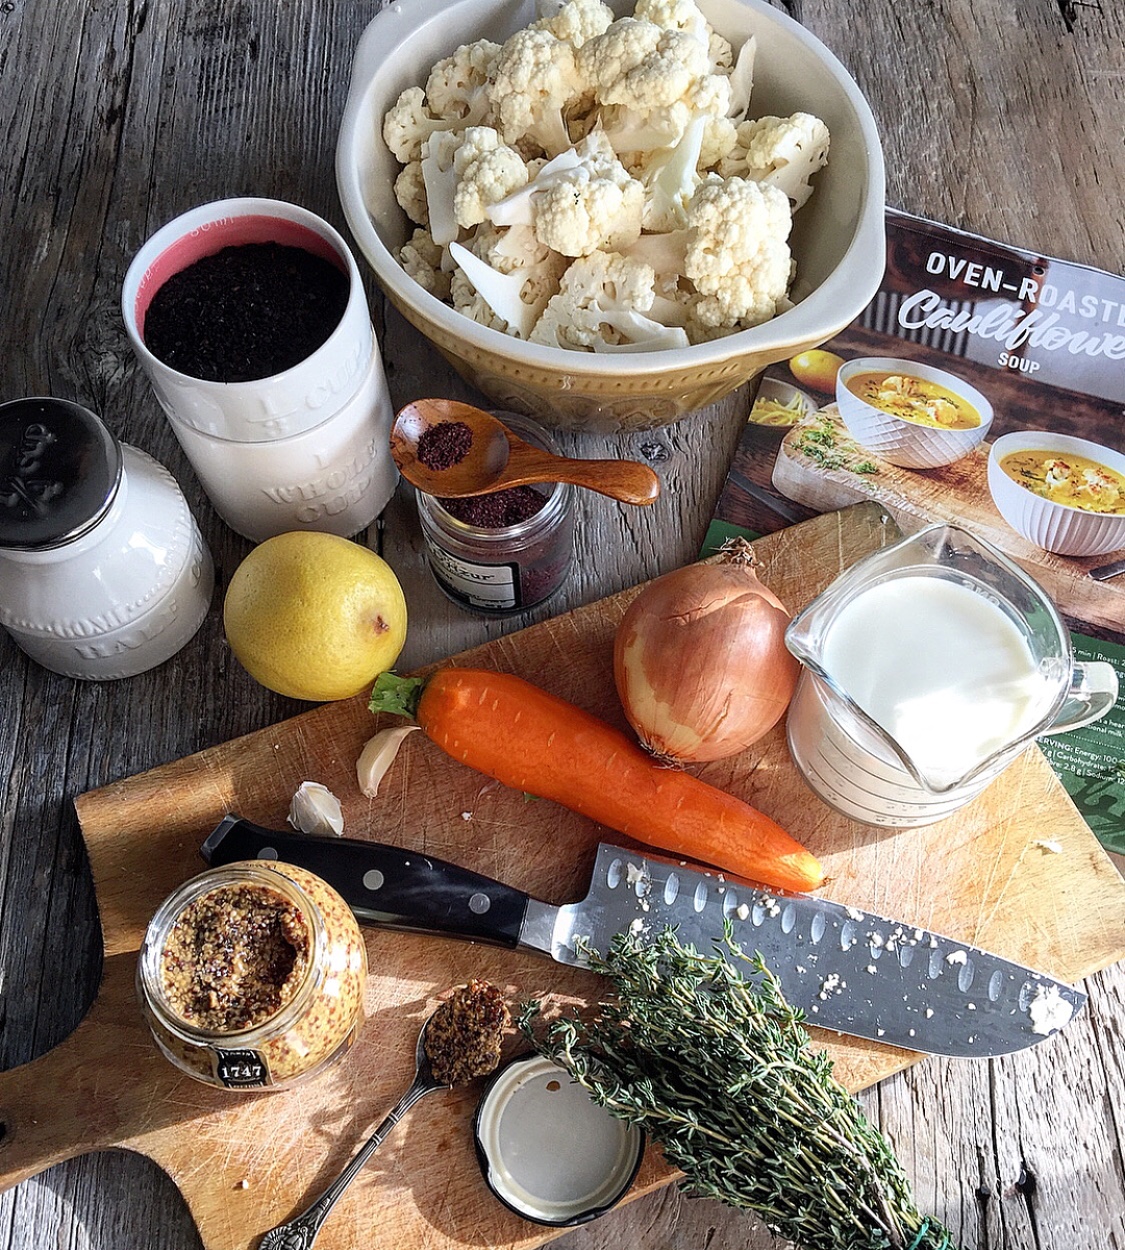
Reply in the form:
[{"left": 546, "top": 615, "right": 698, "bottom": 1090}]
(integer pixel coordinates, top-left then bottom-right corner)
[{"left": 520, "top": 927, "right": 959, "bottom": 1250}]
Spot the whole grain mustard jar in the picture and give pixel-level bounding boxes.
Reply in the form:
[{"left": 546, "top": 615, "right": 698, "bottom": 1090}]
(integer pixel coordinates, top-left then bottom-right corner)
[
  {"left": 0, "top": 397, "right": 213, "bottom": 680},
  {"left": 137, "top": 861, "right": 367, "bottom": 1091},
  {"left": 414, "top": 411, "right": 575, "bottom": 615}
]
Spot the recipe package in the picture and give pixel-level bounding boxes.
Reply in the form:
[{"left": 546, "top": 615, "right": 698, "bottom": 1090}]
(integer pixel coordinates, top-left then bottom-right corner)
[{"left": 704, "top": 208, "right": 1125, "bottom": 851}]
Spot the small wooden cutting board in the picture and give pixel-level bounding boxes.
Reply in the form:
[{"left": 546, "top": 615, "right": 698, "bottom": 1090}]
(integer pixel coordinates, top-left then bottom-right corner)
[{"left": 1, "top": 503, "right": 1122, "bottom": 1250}]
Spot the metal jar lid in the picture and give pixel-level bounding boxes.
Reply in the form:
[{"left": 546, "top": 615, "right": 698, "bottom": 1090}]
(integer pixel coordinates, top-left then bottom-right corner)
[
  {"left": 0, "top": 398, "right": 123, "bottom": 550},
  {"left": 473, "top": 1053, "right": 645, "bottom": 1226}
]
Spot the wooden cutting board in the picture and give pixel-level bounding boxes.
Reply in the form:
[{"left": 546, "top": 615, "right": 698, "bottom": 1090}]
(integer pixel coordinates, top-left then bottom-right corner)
[
  {"left": 2, "top": 503, "right": 1123, "bottom": 1250},
  {"left": 771, "top": 407, "right": 1125, "bottom": 635}
]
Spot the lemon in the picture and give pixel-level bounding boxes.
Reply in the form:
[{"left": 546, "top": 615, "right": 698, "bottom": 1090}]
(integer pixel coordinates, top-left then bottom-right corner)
[
  {"left": 788, "top": 349, "right": 846, "bottom": 394},
  {"left": 223, "top": 532, "right": 408, "bottom": 702}
]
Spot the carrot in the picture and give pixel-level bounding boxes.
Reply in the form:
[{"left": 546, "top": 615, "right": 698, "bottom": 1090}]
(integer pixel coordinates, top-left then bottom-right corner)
[{"left": 369, "top": 667, "right": 823, "bottom": 893}]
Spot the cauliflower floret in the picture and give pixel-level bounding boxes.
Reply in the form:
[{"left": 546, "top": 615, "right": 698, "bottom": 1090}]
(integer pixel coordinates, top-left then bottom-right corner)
[
  {"left": 581, "top": 19, "right": 734, "bottom": 166},
  {"left": 580, "top": 20, "right": 710, "bottom": 108},
  {"left": 531, "top": 250, "right": 656, "bottom": 349},
  {"left": 708, "top": 29, "right": 735, "bottom": 71},
  {"left": 640, "top": 115, "right": 705, "bottom": 232},
  {"left": 448, "top": 224, "right": 566, "bottom": 338},
  {"left": 684, "top": 176, "right": 793, "bottom": 330},
  {"left": 486, "top": 147, "right": 588, "bottom": 229},
  {"left": 632, "top": 0, "right": 732, "bottom": 67},
  {"left": 727, "top": 35, "right": 756, "bottom": 120},
  {"left": 605, "top": 103, "right": 736, "bottom": 175},
  {"left": 450, "top": 262, "right": 511, "bottom": 335},
  {"left": 425, "top": 39, "right": 500, "bottom": 125},
  {"left": 479, "top": 221, "right": 541, "bottom": 271},
  {"left": 633, "top": 0, "right": 708, "bottom": 42},
  {"left": 394, "top": 160, "right": 429, "bottom": 226},
  {"left": 383, "top": 86, "right": 454, "bottom": 163},
  {"left": 490, "top": 27, "right": 592, "bottom": 157},
  {"left": 452, "top": 127, "right": 529, "bottom": 228},
  {"left": 923, "top": 398, "right": 961, "bottom": 427},
  {"left": 531, "top": 132, "right": 644, "bottom": 256},
  {"left": 421, "top": 130, "right": 466, "bottom": 246},
  {"left": 475, "top": 220, "right": 569, "bottom": 293},
  {"left": 695, "top": 110, "right": 737, "bottom": 169},
  {"left": 384, "top": 46, "right": 501, "bottom": 168},
  {"left": 483, "top": 134, "right": 644, "bottom": 255},
  {"left": 622, "top": 229, "right": 737, "bottom": 344},
  {"left": 718, "top": 113, "right": 831, "bottom": 209},
  {"left": 589, "top": 308, "right": 691, "bottom": 351},
  {"left": 533, "top": 0, "right": 615, "bottom": 48},
  {"left": 396, "top": 228, "right": 452, "bottom": 301}
]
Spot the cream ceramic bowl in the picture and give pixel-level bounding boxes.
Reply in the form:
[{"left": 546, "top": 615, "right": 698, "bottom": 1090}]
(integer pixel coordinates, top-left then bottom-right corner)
[
  {"left": 834, "top": 356, "right": 993, "bottom": 469},
  {"left": 336, "top": 0, "right": 886, "bottom": 433},
  {"left": 987, "top": 430, "right": 1125, "bottom": 558}
]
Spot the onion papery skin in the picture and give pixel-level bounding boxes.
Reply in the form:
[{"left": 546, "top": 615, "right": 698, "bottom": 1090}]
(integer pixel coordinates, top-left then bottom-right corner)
[{"left": 614, "top": 556, "right": 800, "bottom": 765}]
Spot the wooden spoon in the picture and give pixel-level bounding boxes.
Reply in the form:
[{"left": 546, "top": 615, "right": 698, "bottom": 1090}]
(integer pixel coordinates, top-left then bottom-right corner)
[{"left": 391, "top": 399, "right": 661, "bottom": 505}]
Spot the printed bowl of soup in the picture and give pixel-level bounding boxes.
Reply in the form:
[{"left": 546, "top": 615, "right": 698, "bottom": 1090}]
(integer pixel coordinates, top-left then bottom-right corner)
[
  {"left": 987, "top": 430, "right": 1125, "bottom": 557},
  {"left": 834, "top": 357, "right": 993, "bottom": 468}
]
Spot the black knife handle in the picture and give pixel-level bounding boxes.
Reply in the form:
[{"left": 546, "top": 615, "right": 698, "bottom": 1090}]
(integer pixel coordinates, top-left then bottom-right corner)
[{"left": 202, "top": 815, "right": 529, "bottom": 948}]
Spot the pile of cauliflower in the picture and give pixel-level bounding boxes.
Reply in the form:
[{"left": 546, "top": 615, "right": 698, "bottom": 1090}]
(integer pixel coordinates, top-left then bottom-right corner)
[{"left": 383, "top": 0, "right": 830, "bottom": 352}]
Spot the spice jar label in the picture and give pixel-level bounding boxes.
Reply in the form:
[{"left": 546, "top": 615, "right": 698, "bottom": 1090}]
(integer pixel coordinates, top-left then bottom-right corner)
[
  {"left": 424, "top": 538, "right": 520, "bottom": 610},
  {"left": 212, "top": 1047, "right": 271, "bottom": 1088}
]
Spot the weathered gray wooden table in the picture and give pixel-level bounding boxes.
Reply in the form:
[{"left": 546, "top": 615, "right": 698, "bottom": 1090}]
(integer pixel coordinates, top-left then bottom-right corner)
[{"left": 2, "top": 1, "right": 1123, "bottom": 1247}]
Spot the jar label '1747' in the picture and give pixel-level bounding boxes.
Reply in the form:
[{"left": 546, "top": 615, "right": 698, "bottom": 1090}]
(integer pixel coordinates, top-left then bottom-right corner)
[{"left": 212, "top": 1047, "right": 270, "bottom": 1087}]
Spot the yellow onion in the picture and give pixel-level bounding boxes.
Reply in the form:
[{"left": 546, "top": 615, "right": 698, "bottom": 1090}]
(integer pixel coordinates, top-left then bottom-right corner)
[{"left": 613, "top": 539, "right": 799, "bottom": 764}]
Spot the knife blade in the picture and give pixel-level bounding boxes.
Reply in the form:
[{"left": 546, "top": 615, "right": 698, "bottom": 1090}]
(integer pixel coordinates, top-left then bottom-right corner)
[{"left": 201, "top": 814, "right": 1086, "bottom": 1058}]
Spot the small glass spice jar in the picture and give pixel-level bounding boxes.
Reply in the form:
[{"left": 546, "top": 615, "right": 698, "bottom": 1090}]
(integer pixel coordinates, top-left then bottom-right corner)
[
  {"left": 415, "top": 412, "right": 575, "bottom": 615},
  {"left": 0, "top": 397, "right": 213, "bottom": 680},
  {"left": 137, "top": 860, "right": 367, "bottom": 1091}
]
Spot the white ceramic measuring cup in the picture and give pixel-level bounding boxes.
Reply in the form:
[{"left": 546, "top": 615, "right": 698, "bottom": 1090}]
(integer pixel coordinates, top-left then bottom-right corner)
[
  {"left": 122, "top": 197, "right": 397, "bottom": 543},
  {"left": 784, "top": 523, "right": 1118, "bottom": 828}
]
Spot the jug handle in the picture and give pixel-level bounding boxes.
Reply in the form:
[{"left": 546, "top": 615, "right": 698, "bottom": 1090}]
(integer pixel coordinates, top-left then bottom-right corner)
[{"left": 1041, "top": 660, "right": 1120, "bottom": 736}]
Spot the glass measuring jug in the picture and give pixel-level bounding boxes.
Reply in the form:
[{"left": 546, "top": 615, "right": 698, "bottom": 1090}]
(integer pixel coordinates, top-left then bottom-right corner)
[{"left": 784, "top": 524, "right": 1118, "bottom": 828}]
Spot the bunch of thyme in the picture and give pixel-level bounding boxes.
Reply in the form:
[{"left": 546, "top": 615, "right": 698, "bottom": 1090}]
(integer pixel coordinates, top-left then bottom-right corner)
[{"left": 520, "top": 927, "right": 959, "bottom": 1250}]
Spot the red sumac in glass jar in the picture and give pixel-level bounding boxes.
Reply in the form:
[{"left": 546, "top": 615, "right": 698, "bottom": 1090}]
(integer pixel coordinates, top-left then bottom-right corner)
[{"left": 414, "top": 412, "right": 575, "bottom": 616}]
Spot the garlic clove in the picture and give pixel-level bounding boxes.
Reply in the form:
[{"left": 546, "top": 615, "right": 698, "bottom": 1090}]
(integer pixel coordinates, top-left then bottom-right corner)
[
  {"left": 357, "top": 725, "right": 420, "bottom": 798},
  {"left": 288, "top": 781, "right": 345, "bottom": 837}
]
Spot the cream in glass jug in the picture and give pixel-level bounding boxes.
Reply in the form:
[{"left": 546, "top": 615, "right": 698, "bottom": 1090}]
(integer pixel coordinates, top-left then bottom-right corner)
[{"left": 784, "top": 524, "right": 1118, "bottom": 828}]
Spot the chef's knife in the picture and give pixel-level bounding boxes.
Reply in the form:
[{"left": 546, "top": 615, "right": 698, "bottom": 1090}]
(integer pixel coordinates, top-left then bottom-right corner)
[{"left": 202, "top": 814, "right": 1086, "bottom": 1058}]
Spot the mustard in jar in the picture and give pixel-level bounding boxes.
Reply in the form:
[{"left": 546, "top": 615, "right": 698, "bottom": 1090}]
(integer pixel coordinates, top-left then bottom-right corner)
[{"left": 137, "top": 860, "right": 367, "bottom": 1090}]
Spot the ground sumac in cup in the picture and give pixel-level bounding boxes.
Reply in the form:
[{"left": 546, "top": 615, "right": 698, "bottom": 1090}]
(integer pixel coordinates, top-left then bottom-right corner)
[
  {"left": 143, "top": 242, "right": 350, "bottom": 382},
  {"left": 417, "top": 420, "right": 473, "bottom": 470}
]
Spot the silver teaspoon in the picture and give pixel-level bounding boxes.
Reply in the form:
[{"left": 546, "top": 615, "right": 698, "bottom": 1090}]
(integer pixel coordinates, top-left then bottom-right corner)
[{"left": 257, "top": 1017, "right": 447, "bottom": 1250}]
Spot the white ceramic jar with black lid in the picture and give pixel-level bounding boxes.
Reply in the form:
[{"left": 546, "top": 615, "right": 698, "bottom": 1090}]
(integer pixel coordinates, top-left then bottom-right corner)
[{"left": 0, "top": 397, "right": 214, "bottom": 679}]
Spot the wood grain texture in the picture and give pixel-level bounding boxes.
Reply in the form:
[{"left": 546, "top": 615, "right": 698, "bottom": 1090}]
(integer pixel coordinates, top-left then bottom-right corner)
[{"left": 0, "top": 0, "right": 1123, "bottom": 1248}]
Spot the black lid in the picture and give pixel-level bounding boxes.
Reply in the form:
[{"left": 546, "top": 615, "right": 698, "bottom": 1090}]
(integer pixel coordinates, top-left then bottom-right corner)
[{"left": 0, "top": 398, "right": 123, "bottom": 550}]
